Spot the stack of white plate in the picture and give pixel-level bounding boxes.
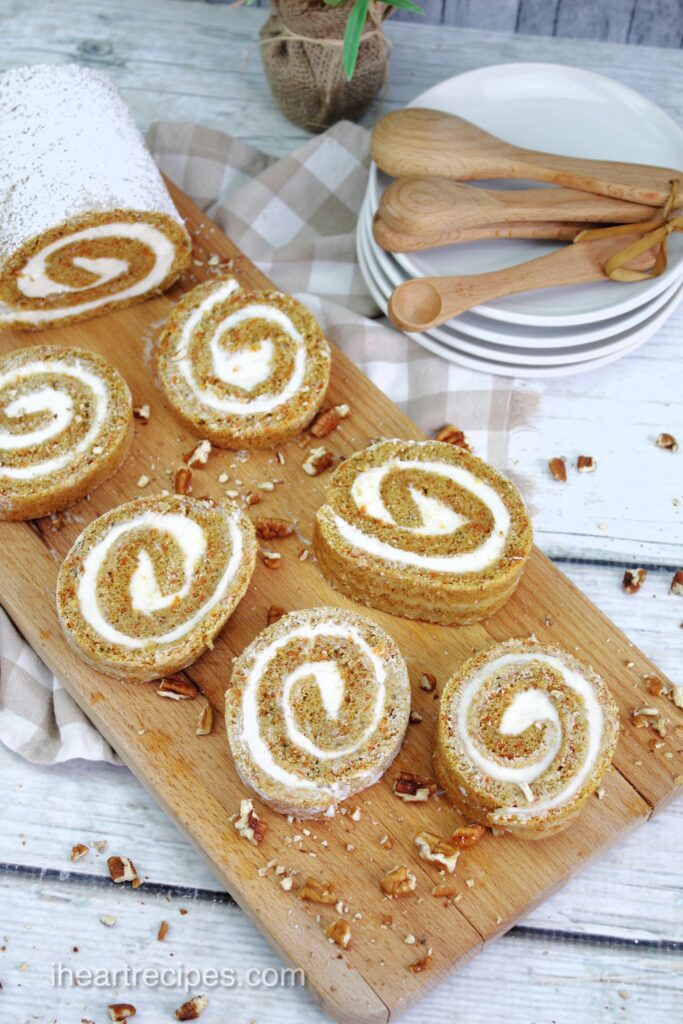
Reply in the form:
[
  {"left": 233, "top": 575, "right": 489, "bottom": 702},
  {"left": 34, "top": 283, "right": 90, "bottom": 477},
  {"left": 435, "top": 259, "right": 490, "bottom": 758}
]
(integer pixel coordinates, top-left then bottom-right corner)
[{"left": 358, "top": 64, "right": 683, "bottom": 378}]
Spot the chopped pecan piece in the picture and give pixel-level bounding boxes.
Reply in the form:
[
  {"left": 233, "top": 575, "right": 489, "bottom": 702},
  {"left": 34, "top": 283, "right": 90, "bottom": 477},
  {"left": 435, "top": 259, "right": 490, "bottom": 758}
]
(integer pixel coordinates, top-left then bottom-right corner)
[
  {"left": 379, "top": 834, "right": 393, "bottom": 850},
  {"left": 431, "top": 883, "right": 457, "bottom": 898},
  {"left": 255, "top": 516, "right": 295, "bottom": 540},
  {"left": 158, "top": 920, "right": 170, "bottom": 941},
  {"left": 157, "top": 676, "right": 198, "bottom": 700},
  {"left": 196, "top": 703, "right": 214, "bottom": 736},
  {"left": 245, "top": 492, "right": 261, "bottom": 507},
  {"left": 380, "top": 865, "right": 417, "bottom": 898},
  {"left": 671, "top": 570, "right": 683, "bottom": 596},
  {"left": 577, "top": 455, "right": 596, "bottom": 473},
  {"left": 644, "top": 676, "right": 666, "bottom": 697},
  {"left": 175, "top": 995, "right": 208, "bottom": 1021},
  {"left": 409, "top": 951, "right": 433, "bottom": 974},
  {"left": 184, "top": 439, "right": 212, "bottom": 466},
  {"left": 420, "top": 672, "right": 437, "bottom": 692},
  {"left": 310, "top": 407, "right": 342, "bottom": 438},
  {"left": 298, "top": 877, "right": 336, "bottom": 904},
  {"left": 107, "top": 855, "right": 140, "bottom": 887},
  {"left": 623, "top": 568, "right": 647, "bottom": 594},
  {"left": 302, "top": 447, "right": 334, "bottom": 476},
  {"left": 108, "top": 1006, "right": 137, "bottom": 1022},
  {"left": 175, "top": 466, "right": 193, "bottom": 495},
  {"left": 655, "top": 432, "right": 679, "bottom": 452},
  {"left": 70, "top": 843, "right": 89, "bottom": 862},
  {"left": 451, "top": 824, "right": 486, "bottom": 848},
  {"left": 133, "top": 404, "right": 150, "bottom": 423},
  {"left": 434, "top": 424, "right": 473, "bottom": 451},
  {"left": 415, "top": 832, "right": 460, "bottom": 874},
  {"left": 672, "top": 686, "right": 683, "bottom": 709},
  {"left": 548, "top": 457, "right": 567, "bottom": 482},
  {"left": 267, "top": 605, "right": 286, "bottom": 626},
  {"left": 234, "top": 799, "right": 266, "bottom": 846},
  {"left": 260, "top": 549, "right": 282, "bottom": 569},
  {"left": 325, "top": 918, "right": 351, "bottom": 948},
  {"left": 392, "top": 772, "right": 436, "bottom": 802}
]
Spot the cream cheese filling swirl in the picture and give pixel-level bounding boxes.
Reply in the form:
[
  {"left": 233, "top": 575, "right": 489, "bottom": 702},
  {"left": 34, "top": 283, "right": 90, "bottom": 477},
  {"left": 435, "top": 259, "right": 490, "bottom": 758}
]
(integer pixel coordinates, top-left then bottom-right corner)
[
  {"left": 240, "top": 622, "right": 388, "bottom": 795},
  {"left": 456, "top": 653, "right": 604, "bottom": 820},
  {"left": 0, "top": 358, "right": 109, "bottom": 480},
  {"left": 77, "top": 510, "right": 244, "bottom": 650},
  {"left": 174, "top": 280, "right": 309, "bottom": 415},
  {"left": 333, "top": 456, "right": 511, "bottom": 574},
  {"left": 0, "top": 222, "right": 177, "bottom": 326}
]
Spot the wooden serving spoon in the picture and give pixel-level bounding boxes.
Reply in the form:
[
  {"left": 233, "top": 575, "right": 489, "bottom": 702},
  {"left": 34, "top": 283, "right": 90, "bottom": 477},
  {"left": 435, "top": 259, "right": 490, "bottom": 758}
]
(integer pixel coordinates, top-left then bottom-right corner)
[
  {"left": 373, "top": 211, "right": 589, "bottom": 252},
  {"left": 379, "top": 177, "right": 656, "bottom": 236},
  {"left": 387, "top": 234, "right": 658, "bottom": 332},
  {"left": 371, "top": 108, "right": 680, "bottom": 207}
]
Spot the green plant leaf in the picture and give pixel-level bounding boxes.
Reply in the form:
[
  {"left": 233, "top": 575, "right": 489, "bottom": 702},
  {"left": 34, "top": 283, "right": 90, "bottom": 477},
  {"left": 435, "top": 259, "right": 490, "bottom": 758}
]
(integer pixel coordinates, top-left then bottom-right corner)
[
  {"left": 382, "top": 0, "right": 424, "bottom": 13},
  {"left": 323, "top": 0, "right": 351, "bottom": 7},
  {"left": 343, "top": 0, "right": 370, "bottom": 80}
]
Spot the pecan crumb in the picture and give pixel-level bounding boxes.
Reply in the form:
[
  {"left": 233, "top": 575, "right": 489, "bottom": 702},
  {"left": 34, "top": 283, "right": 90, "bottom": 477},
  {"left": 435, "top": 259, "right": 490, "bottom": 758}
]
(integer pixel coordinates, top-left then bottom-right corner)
[
  {"left": 409, "top": 951, "right": 433, "bottom": 974},
  {"left": 157, "top": 675, "right": 198, "bottom": 700},
  {"left": 431, "top": 883, "right": 457, "bottom": 898},
  {"left": 70, "top": 843, "right": 89, "bottom": 862},
  {"left": 671, "top": 570, "right": 683, "bottom": 596},
  {"left": 409, "top": 710, "right": 423, "bottom": 724},
  {"left": 158, "top": 920, "right": 170, "bottom": 942},
  {"left": 184, "top": 439, "right": 212, "bottom": 467},
  {"left": 434, "top": 424, "right": 473, "bottom": 451},
  {"left": 548, "top": 457, "right": 567, "bottom": 482},
  {"left": 108, "top": 1005, "right": 137, "bottom": 1022},
  {"left": 260, "top": 549, "right": 282, "bottom": 569},
  {"left": 392, "top": 772, "right": 436, "bottom": 802},
  {"left": 577, "top": 455, "right": 596, "bottom": 473},
  {"left": 302, "top": 447, "right": 334, "bottom": 476},
  {"left": 267, "top": 605, "right": 286, "bottom": 626},
  {"left": 299, "top": 877, "right": 336, "bottom": 904},
  {"left": 623, "top": 567, "right": 647, "bottom": 594},
  {"left": 175, "top": 995, "right": 208, "bottom": 1021},
  {"left": 310, "top": 406, "right": 346, "bottom": 438},
  {"left": 380, "top": 865, "right": 417, "bottom": 897},
  {"left": 255, "top": 516, "right": 295, "bottom": 540},
  {"left": 451, "top": 825, "right": 486, "bottom": 848},
  {"left": 655, "top": 432, "right": 679, "bottom": 452},
  {"left": 175, "top": 466, "right": 193, "bottom": 495},
  {"left": 415, "top": 832, "right": 460, "bottom": 873},
  {"left": 234, "top": 799, "right": 266, "bottom": 846},
  {"left": 379, "top": 834, "right": 393, "bottom": 850},
  {"left": 196, "top": 703, "right": 214, "bottom": 736},
  {"left": 325, "top": 918, "right": 351, "bottom": 948},
  {"left": 133, "top": 404, "right": 150, "bottom": 423},
  {"left": 107, "top": 856, "right": 140, "bottom": 887},
  {"left": 644, "top": 676, "right": 666, "bottom": 697},
  {"left": 420, "top": 672, "right": 437, "bottom": 692}
]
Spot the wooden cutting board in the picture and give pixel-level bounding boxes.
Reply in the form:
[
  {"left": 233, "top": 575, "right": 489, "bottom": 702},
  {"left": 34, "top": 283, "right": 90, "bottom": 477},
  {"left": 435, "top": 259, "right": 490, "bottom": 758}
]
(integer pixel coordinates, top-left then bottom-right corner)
[{"left": 0, "top": 184, "right": 680, "bottom": 1024}]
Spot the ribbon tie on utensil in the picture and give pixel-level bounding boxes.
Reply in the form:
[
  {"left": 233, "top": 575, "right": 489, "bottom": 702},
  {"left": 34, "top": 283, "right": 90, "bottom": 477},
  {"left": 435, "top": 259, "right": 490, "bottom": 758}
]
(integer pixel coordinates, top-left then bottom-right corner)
[{"left": 574, "top": 179, "right": 683, "bottom": 282}]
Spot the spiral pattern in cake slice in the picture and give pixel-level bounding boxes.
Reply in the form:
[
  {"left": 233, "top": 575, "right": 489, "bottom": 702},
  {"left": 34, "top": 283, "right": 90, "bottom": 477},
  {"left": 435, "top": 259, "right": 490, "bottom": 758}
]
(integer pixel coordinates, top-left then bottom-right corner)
[
  {"left": 314, "top": 439, "right": 533, "bottom": 625},
  {"left": 57, "top": 495, "right": 257, "bottom": 682},
  {"left": 0, "top": 64, "right": 190, "bottom": 331},
  {"left": 0, "top": 345, "right": 133, "bottom": 520},
  {"left": 434, "top": 639, "right": 620, "bottom": 839},
  {"left": 157, "top": 278, "right": 331, "bottom": 448},
  {"left": 225, "top": 607, "right": 411, "bottom": 817}
]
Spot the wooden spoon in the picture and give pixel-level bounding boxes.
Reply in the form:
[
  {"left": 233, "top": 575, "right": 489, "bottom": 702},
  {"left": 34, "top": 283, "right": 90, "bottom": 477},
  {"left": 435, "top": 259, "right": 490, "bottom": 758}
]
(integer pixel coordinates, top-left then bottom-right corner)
[
  {"left": 371, "top": 108, "right": 680, "bottom": 206},
  {"left": 379, "top": 177, "right": 656, "bottom": 236},
  {"left": 387, "top": 234, "right": 657, "bottom": 332},
  {"left": 373, "top": 211, "right": 589, "bottom": 252}
]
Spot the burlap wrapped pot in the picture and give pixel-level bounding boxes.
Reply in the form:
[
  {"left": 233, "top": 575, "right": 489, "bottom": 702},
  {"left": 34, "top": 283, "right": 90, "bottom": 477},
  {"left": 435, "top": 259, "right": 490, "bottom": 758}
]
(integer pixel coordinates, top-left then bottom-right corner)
[{"left": 260, "top": 0, "right": 390, "bottom": 134}]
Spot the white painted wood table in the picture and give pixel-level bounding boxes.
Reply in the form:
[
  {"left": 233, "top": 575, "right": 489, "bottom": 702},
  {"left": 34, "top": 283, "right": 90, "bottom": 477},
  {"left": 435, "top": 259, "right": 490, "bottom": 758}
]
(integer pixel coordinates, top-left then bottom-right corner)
[{"left": 0, "top": 2, "right": 682, "bottom": 1022}]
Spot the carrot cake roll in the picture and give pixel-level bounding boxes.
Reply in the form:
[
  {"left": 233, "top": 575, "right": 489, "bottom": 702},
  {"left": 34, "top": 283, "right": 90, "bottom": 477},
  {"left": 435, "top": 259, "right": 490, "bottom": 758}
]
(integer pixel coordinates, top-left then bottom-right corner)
[
  {"left": 157, "top": 279, "right": 331, "bottom": 448},
  {"left": 0, "top": 64, "right": 190, "bottom": 331},
  {"left": 314, "top": 439, "right": 533, "bottom": 625},
  {"left": 225, "top": 607, "right": 410, "bottom": 817},
  {"left": 0, "top": 345, "right": 133, "bottom": 521},
  {"left": 434, "top": 639, "right": 620, "bottom": 839},
  {"left": 57, "top": 495, "right": 257, "bottom": 682}
]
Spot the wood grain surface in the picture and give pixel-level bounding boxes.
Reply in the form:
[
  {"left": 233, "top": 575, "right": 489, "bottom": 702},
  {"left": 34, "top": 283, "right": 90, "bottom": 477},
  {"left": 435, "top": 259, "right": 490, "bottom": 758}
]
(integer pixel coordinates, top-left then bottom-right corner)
[{"left": 0, "top": 183, "right": 679, "bottom": 1022}]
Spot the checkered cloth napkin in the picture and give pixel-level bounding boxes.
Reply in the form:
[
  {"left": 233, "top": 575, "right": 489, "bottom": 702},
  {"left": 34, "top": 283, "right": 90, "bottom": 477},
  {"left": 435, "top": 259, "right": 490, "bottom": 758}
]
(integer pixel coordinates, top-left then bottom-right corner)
[{"left": 0, "top": 119, "right": 537, "bottom": 766}]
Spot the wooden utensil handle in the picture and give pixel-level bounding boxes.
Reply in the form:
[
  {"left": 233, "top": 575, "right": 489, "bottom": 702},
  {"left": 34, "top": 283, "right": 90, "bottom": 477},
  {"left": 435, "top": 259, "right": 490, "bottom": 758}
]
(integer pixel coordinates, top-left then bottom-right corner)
[{"left": 372, "top": 213, "right": 585, "bottom": 252}]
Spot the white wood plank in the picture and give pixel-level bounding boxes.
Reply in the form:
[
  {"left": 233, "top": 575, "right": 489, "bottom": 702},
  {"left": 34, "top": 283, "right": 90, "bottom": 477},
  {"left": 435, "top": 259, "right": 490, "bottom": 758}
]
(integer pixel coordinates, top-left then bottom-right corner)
[{"left": 1, "top": 870, "right": 681, "bottom": 1024}]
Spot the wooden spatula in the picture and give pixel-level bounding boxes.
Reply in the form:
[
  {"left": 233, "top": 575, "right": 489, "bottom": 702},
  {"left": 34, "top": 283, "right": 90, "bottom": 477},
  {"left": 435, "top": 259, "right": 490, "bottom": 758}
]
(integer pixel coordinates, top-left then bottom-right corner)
[
  {"left": 387, "top": 233, "right": 658, "bottom": 332},
  {"left": 371, "top": 108, "right": 680, "bottom": 207},
  {"left": 379, "top": 177, "right": 656, "bottom": 236},
  {"left": 372, "top": 211, "right": 586, "bottom": 252}
]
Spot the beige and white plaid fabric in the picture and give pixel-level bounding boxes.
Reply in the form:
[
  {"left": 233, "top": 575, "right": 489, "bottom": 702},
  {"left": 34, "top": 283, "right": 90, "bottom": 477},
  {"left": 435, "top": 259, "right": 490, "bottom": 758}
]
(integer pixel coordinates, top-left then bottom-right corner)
[{"left": 0, "top": 120, "right": 534, "bottom": 765}]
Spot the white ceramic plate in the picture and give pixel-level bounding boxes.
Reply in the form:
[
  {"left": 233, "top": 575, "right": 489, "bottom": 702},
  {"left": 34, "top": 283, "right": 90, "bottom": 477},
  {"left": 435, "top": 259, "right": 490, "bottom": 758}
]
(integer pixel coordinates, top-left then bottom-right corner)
[
  {"left": 369, "top": 63, "right": 683, "bottom": 325},
  {"left": 357, "top": 214, "right": 683, "bottom": 374},
  {"left": 360, "top": 191, "right": 683, "bottom": 348},
  {"left": 358, "top": 214, "right": 683, "bottom": 368}
]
